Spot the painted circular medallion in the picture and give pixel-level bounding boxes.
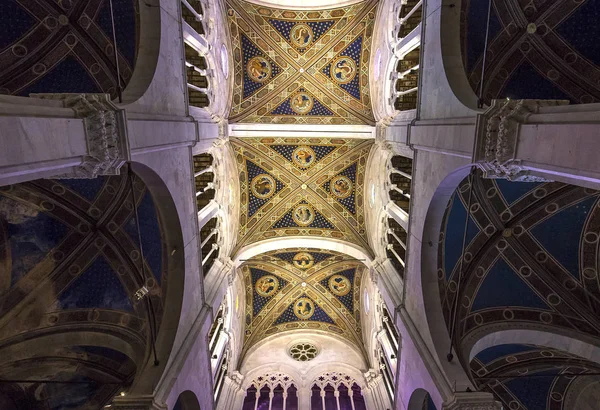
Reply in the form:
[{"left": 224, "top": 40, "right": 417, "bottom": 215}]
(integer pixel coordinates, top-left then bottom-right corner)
[
  {"left": 293, "top": 252, "right": 315, "bottom": 270},
  {"left": 247, "top": 56, "right": 271, "bottom": 83},
  {"left": 250, "top": 174, "right": 276, "bottom": 199},
  {"left": 331, "top": 56, "right": 357, "bottom": 84},
  {"left": 290, "top": 92, "right": 314, "bottom": 115},
  {"left": 328, "top": 274, "right": 351, "bottom": 296},
  {"left": 293, "top": 204, "right": 315, "bottom": 226},
  {"left": 294, "top": 297, "right": 315, "bottom": 320},
  {"left": 255, "top": 275, "right": 279, "bottom": 297},
  {"left": 290, "top": 23, "right": 314, "bottom": 48},
  {"left": 330, "top": 175, "right": 353, "bottom": 199},
  {"left": 292, "top": 146, "right": 316, "bottom": 168}
]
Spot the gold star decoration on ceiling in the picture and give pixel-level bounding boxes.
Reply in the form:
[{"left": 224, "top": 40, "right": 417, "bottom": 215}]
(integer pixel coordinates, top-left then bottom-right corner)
[
  {"left": 226, "top": 0, "right": 377, "bottom": 125},
  {"left": 230, "top": 137, "right": 374, "bottom": 257},
  {"left": 242, "top": 248, "right": 366, "bottom": 353}
]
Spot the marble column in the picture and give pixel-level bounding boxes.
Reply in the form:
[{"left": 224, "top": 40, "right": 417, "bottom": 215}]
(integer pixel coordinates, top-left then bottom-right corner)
[
  {"left": 297, "top": 385, "right": 311, "bottom": 410},
  {"left": 442, "top": 392, "right": 502, "bottom": 410}
]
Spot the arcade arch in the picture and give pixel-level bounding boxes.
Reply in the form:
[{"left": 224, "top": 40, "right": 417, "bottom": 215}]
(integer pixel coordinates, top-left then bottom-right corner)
[{"left": 0, "top": 163, "right": 187, "bottom": 407}]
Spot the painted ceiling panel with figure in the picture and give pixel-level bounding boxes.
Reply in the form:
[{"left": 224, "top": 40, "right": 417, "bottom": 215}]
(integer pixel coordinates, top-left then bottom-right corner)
[
  {"left": 242, "top": 248, "right": 365, "bottom": 353},
  {"left": 226, "top": 0, "right": 377, "bottom": 124},
  {"left": 231, "top": 137, "right": 373, "bottom": 255}
]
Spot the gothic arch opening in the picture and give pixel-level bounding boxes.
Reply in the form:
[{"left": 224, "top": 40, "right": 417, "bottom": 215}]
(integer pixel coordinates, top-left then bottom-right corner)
[
  {"left": 407, "top": 388, "right": 437, "bottom": 410},
  {"left": 174, "top": 390, "right": 202, "bottom": 410}
]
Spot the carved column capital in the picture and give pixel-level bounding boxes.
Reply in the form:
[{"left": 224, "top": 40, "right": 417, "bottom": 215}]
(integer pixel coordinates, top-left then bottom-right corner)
[
  {"left": 31, "top": 93, "right": 129, "bottom": 179},
  {"left": 474, "top": 98, "right": 568, "bottom": 181},
  {"left": 229, "top": 370, "right": 244, "bottom": 387},
  {"left": 442, "top": 392, "right": 503, "bottom": 410},
  {"left": 109, "top": 395, "right": 167, "bottom": 410},
  {"left": 364, "top": 368, "right": 382, "bottom": 390}
]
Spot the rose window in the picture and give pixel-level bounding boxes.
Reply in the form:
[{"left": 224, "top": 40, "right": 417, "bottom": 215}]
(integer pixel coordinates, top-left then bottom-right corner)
[{"left": 289, "top": 342, "right": 319, "bottom": 362}]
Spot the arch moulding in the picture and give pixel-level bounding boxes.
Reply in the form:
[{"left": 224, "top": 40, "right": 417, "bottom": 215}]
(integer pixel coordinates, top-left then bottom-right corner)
[{"left": 233, "top": 237, "right": 373, "bottom": 267}]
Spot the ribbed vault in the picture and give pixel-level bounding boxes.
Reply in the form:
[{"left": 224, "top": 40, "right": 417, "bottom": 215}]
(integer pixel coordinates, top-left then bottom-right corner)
[{"left": 241, "top": 248, "right": 366, "bottom": 355}]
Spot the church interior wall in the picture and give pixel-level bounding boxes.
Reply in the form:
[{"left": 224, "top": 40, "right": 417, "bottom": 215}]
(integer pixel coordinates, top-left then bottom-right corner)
[
  {"left": 2, "top": 0, "right": 600, "bottom": 409},
  {"left": 240, "top": 331, "right": 368, "bottom": 383}
]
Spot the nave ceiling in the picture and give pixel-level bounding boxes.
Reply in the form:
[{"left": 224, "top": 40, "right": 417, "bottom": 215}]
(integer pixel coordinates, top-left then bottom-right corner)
[
  {"left": 230, "top": 137, "right": 374, "bottom": 257},
  {"left": 241, "top": 248, "right": 366, "bottom": 354},
  {"left": 226, "top": 0, "right": 377, "bottom": 124}
]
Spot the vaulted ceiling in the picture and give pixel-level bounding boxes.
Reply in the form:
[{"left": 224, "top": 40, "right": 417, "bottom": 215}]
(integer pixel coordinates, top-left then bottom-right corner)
[
  {"left": 241, "top": 248, "right": 365, "bottom": 353},
  {"left": 226, "top": 0, "right": 377, "bottom": 124},
  {"left": 230, "top": 137, "right": 374, "bottom": 256},
  {"left": 0, "top": 168, "right": 165, "bottom": 408},
  {"left": 471, "top": 344, "right": 600, "bottom": 409},
  {"left": 0, "top": 0, "right": 138, "bottom": 99},
  {"left": 461, "top": 0, "right": 600, "bottom": 105},
  {"left": 438, "top": 172, "right": 600, "bottom": 355}
]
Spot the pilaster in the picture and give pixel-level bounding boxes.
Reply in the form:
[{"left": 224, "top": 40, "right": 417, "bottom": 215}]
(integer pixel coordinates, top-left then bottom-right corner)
[
  {"left": 364, "top": 369, "right": 392, "bottom": 410},
  {"left": 217, "top": 372, "right": 244, "bottom": 410},
  {"left": 372, "top": 258, "right": 404, "bottom": 314}
]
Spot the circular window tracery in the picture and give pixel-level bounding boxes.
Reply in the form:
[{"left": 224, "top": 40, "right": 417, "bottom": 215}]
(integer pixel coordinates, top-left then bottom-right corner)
[{"left": 289, "top": 342, "right": 319, "bottom": 362}]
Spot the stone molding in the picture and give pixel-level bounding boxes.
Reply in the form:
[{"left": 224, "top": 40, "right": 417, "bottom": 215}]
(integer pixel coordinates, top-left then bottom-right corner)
[
  {"left": 474, "top": 98, "right": 568, "bottom": 181},
  {"left": 109, "top": 395, "right": 167, "bottom": 410},
  {"left": 31, "top": 93, "right": 129, "bottom": 178},
  {"left": 442, "top": 392, "right": 503, "bottom": 410}
]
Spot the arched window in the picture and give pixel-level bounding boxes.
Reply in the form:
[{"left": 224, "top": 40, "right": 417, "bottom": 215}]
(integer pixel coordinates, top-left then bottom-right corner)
[
  {"left": 378, "top": 305, "right": 400, "bottom": 403},
  {"left": 194, "top": 153, "right": 221, "bottom": 275},
  {"left": 181, "top": 0, "right": 212, "bottom": 108},
  {"left": 386, "top": 155, "right": 413, "bottom": 278},
  {"left": 194, "top": 153, "right": 216, "bottom": 210},
  {"left": 200, "top": 216, "right": 220, "bottom": 275},
  {"left": 389, "top": 0, "right": 422, "bottom": 111},
  {"left": 241, "top": 373, "right": 298, "bottom": 410},
  {"left": 310, "top": 372, "right": 366, "bottom": 410}
]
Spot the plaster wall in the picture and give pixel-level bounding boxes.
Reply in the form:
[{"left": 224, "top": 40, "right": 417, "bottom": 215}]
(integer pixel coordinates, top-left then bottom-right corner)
[{"left": 240, "top": 331, "right": 368, "bottom": 386}]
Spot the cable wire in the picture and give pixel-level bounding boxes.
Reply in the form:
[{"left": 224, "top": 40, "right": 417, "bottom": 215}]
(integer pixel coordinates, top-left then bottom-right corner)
[
  {"left": 447, "top": 168, "right": 475, "bottom": 362},
  {"left": 128, "top": 167, "right": 160, "bottom": 366},
  {"left": 108, "top": 0, "right": 123, "bottom": 103},
  {"left": 477, "top": 0, "right": 494, "bottom": 108}
]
